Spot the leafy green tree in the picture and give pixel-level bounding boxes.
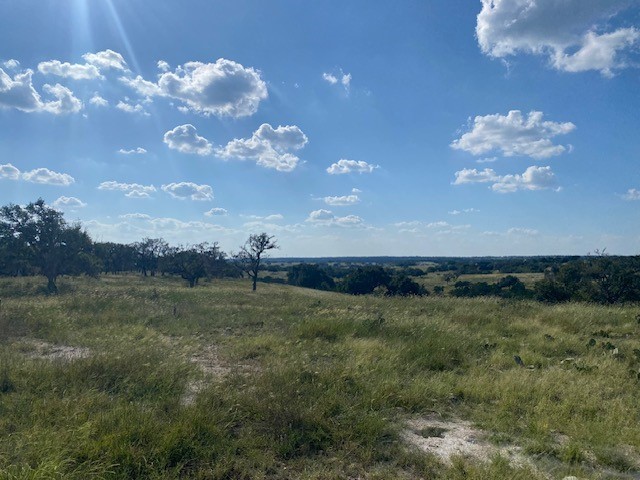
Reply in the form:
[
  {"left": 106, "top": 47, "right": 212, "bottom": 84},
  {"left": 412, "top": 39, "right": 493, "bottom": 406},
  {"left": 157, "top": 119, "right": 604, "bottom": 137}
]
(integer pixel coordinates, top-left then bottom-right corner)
[
  {"left": 387, "top": 274, "right": 427, "bottom": 296},
  {"left": 338, "top": 266, "right": 390, "bottom": 295},
  {"left": 287, "top": 263, "right": 335, "bottom": 290},
  {"left": 234, "top": 233, "right": 279, "bottom": 291},
  {"left": 164, "top": 242, "right": 225, "bottom": 287},
  {"left": 133, "top": 237, "right": 169, "bottom": 277},
  {"left": 0, "top": 199, "right": 95, "bottom": 293}
]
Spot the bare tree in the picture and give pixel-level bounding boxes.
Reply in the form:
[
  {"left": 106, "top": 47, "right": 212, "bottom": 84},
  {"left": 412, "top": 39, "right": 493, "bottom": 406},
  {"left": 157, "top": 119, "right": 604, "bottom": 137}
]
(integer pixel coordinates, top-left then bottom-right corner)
[{"left": 234, "top": 233, "right": 278, "bottom": 291}]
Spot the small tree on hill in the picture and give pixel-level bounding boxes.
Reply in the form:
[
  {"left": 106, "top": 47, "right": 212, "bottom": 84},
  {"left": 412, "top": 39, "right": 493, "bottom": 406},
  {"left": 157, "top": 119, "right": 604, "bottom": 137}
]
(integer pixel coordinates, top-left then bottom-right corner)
[{"left": 234, "top": 233, "right": 278, "bottom": 291}]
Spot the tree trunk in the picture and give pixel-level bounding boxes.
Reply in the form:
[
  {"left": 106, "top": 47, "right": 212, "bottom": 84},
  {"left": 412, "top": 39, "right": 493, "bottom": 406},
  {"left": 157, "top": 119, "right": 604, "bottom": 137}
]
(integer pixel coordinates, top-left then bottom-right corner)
[
  {"left": 252, "top": 276, "right": 257, "bottom": 291},
  {"left": 47, "top": 276, "right": 58, "bottom": 294}
]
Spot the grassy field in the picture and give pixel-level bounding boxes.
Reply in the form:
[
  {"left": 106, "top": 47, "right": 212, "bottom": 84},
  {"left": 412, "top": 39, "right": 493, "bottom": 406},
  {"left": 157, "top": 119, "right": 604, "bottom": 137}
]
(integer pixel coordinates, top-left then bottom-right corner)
[{"left": 1, "top": 275, "right": 640, "bottom": 479}]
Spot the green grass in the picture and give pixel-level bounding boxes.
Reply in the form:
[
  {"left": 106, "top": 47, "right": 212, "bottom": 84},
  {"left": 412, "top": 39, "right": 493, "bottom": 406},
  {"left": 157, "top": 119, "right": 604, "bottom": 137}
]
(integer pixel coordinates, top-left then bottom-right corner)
[{"left": 1, "top": 274, "right": 639, "bottom": 478}]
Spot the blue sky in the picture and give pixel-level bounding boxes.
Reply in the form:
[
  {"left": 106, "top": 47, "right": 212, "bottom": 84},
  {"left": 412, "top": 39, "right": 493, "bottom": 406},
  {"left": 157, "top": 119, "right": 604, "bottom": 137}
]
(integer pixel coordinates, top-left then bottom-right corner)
[{"left": 1, "top": 0, "right": 640, "bottom": 256}]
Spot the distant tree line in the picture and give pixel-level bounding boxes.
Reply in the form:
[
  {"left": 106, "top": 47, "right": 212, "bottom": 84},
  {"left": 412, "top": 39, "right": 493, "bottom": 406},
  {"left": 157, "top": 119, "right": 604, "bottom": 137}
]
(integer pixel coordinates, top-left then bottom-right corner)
[
  {"left": 0, "top": 199, "right": 274, "bottom": 292},
  {"left": 2, "top": 199, "right": 639, "bottom": 304},
  {"left": 285, "top": 264, "right": 427, "bottom": 297}
]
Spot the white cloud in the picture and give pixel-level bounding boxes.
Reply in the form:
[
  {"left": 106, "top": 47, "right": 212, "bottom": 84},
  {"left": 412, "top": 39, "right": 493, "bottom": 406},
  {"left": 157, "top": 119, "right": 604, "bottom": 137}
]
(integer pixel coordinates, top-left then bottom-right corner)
[
  {"left": 82, "top": 49, "right": 128, "bottom": 71},
  {"left": 454, "top": 165, "right": 559, "bottom": 193},
  {"left": 157, "top": 60, "right": 170, "bottom": 72},
  {"left": 451, "top": 110, "right": 575, "bottom": 159},
  {"left": 22, "top": 168, "right": 75, "bottom": 186},
  {"left": 53, "top": 196, "right": 86, "bottom": 209},
  {"left": 508, "top": 227, "right": 539, "bottom": 236},
  {"left": 216, "top": 123, "right": 308, "bottom": 172},
  {"left": 554, "top": 28, "right": 640, "bottom": 75},
  {"left": 449, "top": 208, "right": 480, "bottom": 215},
  {"left": 476, "top": 0, "right": 639, "bottom": 76},
  {"left": 0, "top": 69, "right": 82, "bottom": 114},
  {"left": 307, "top": 209, "right": 337, "bottom": 223},
  {"left": 126, "top": 190, "right": 152, "bottom": 199},
  {"left": 89, "top": 93, "right": 108, "bottom": 107},
  {"left": 326, "top": 159, "right": 378, "bottom": 175},
  {"left": 119, "top": 213, "right": 151, "bottom": 220},
  {"left": 242, "top": 213, "right": 283, "bottom": 222},
  {"left": 122, "top": 58, "right": 267, "bottom": 117},
  {"left": 323, "top": 194, "right": 360, "bottom": 206},
  {"left": 352, "top": 188, "right": 362, "bottom": 193},
  {"left": 323, "top": 69, "right": 352, "bottom": 90},
  {"left": 164, "top": 124, "right": 212, "bottom": 155},
  {"left": 98, "top": 181, "right": 156, "bottom": 198},
  {"left": 427, "top": 221, "right": 451, "bottom": 228},
  {"left": 322, "top": 73, "right": 338, "bottom": 84},
  {"left": 162, "top": 182, "right": 213, "bottom": 201},
  {"left": 116, "top": 100, "right": 148, "bottom": 115},
  {"left": 306, "top": 209, "right": 364, "bottom": 227},
  {"left": 37, "top": 60, "right": 102, "bottom": 80},
  {"left": 205, "top": 207, "right": 228, "bottom": 217},
  {"left": 0, "top": 163, "right": 20, "bottom": 180},
  {"left": 453, "top": 168, "right": 498, "bottom": 184},
  {"left": 622, "top": 188, "right": 640, "bottom": 200},
  {"left": 3, "top": 59, "right": 19, "bottom": 69},
  {"left": 41, "top": 84, "right": 83, "bottom": 114},
  {"left": 117, "top": 147, "right": 147, "bottom": 155},
  {"left": 491, "top": 166, "right": 558, "bottom": 193},
  {"left": 119, "top": 75, "right": 162, "bottom": 97},
  {"left": 0, "top": 68, "right": 42, "bottom": 112},
  {"left": 476, "top": 156, "right": 497, "bottom": 164}
]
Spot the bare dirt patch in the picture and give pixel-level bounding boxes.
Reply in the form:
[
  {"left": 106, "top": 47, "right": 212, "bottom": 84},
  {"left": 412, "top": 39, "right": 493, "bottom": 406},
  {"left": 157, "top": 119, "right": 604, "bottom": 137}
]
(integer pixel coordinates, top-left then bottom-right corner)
[
  {"left": 402, "top": 415, "right": 528, "bottom": 466},
  {"left": 181, "top": 343, "right": 232, "bottom": 406},
  {"left": 20, "top": 339, "right": 91, "bottom": 361}
]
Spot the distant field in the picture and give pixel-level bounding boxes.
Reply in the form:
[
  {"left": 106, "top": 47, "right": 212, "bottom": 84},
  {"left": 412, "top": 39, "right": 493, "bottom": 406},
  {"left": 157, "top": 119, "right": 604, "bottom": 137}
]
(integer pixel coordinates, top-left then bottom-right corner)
[{"left": 1, "top": 275, "right": 639, "bottom": 479}]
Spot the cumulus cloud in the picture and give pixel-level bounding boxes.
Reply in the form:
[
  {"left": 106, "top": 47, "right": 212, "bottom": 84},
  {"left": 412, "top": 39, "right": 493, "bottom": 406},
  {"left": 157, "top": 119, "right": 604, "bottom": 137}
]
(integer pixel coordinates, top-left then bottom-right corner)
[
  {"left": 119, "top": 75, "right": 162, "bottom": 97},
  {"left": 622, "top": 188, "right": 640, "bottom": 200},
  {"left": 121, "top": 58, "right": 267, "bottom": 117},
  {"left": 22, "top": 167, "right": 75, "bottom": 186},
  {"left": 453, "top": 165, "right": 559, "bottom": 193},
  {"left": 306, "top": 209, "right": 364, "bottom": 227},
  {"left": 53, "top": 196, "right": 86, "bottom": 209},
  {"left": 126, "top": 190, "right": 152, "bottom": 199},
  {"left": 164, "top": 124, "right": 212, "bottom": 155},
  {"left": 41, "top": 84, "right": 83, "bottom": 114},
  {"left": 0, "top": 69, "right": 82, "bottom": 114},
  {"left": 216, "top": 123, "right": 308, "bottom": 172},
  {"left": 326, "top": 159, "right": 378, "bottom": 175},
  {"left": 37, "top": 60, "right": 102, "bottom": 80},
  {"left": 98, "top": 181, "right": 156, "bottom": 198},
  {"left": 451, "top": 110, "right": 575, "bottom": 159},
  {"left": 3, "top": 59, "right": 19, "bottom": 70},
  {"left": 118, "top": 147, "right": 147, "bottom": 155},
  {"left": 116, "top": 100, "right": 148, "bottom": 115},
  {"left": 89, "top": 93, "right": 108, "bottom": 107},
  {"left": 82, "top": 49, "right": 128, "bottom": 71},
  {"left": 323, "top": 194, "right": 360, "bottom": 206},
  {"left": 492, "top": 166, "right": 558, "bottom": 193},
  {"left": 157, "top": 60, "right": 170, "bottom": 72},
  {"left": 476, "top": 0, "right": 639, "bottom": 76},
  {"left": 453, "top": 168, "right": 498, "bottom": 184},
  {"left": 0, "top": 163, "right": 21, "bottom": 180},
  {"left": 162, "top": 182, "right": 213, "bottom": 201},
  {"left": 0, "top": 68, "right": 42, "bottom": 111},
  {"left": 205, "top": 207, "right": 228, "bottom": 216}
]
